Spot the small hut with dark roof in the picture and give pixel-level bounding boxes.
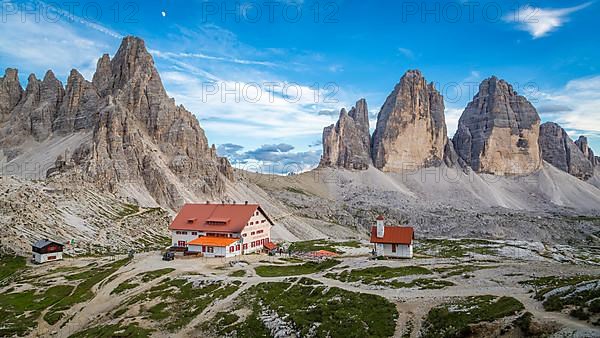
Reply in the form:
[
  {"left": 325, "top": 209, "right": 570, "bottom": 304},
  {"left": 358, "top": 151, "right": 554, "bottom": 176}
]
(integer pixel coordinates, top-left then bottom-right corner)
[{"left": 32, "top": 239, "right": 64, "bottom": 264}]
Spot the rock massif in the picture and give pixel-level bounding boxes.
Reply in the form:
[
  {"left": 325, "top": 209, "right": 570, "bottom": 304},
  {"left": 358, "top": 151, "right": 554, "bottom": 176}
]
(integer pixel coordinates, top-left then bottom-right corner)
[
  {"left": 0, "top": 36, "right": 232, "bottom": 208},
  {"left": 453, "top": 77, "right": 542, "bottom": 175},
  {"left": 371, "top": 70, "right": 447, "bottom": 171},
  {"left": 539, "top": 122, "right": 595, "bottom": 180},
  {"left": 319, "top": 71, "right": 598, "bottom": 184},
  {"left": 320, "top": 99, "right": 371, "bottom": 169}
]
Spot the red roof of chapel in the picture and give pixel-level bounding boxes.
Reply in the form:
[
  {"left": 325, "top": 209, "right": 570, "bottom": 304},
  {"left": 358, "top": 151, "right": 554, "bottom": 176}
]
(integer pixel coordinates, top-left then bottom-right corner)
[{"left": 370, "top": 226, "right": 414, "bottom": 245}]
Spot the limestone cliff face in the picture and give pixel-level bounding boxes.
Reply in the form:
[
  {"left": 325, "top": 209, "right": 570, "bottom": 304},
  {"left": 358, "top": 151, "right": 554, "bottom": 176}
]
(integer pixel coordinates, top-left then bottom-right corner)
[
  {"left": 371, "top": 70, "right": 447, "bottom": 171},
  {"left": 54, "top": 69, "right": 100, "bottom": 134},
  {"left": 539, "top": 122, "right": 593, "bottom": 180},
  {"left": 0, "top": 36, "right": 232, "bottom": 208},
  {"left": 320, "top": 99, "right": 371, "bottom": 170},
  {"left": 2, "top": 71, "right": 65, "bottom": 144},
  {"left": 0, "top": 68, "right": 23, "bottom": 121},
  {"left": 453, "top": 77, "right": 542, "bottom": 175}
]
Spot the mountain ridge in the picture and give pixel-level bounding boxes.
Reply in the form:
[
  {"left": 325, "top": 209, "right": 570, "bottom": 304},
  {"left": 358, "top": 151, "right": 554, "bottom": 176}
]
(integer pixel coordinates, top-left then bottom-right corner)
[{"left": 0, "top": 36, "right": 232, "bottom": 209}]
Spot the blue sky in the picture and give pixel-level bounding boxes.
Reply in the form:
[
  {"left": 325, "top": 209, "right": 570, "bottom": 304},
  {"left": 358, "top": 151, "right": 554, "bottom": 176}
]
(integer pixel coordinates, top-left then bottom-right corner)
[{"left": 1, "top": 0, "right": 599, "bottom": 173}]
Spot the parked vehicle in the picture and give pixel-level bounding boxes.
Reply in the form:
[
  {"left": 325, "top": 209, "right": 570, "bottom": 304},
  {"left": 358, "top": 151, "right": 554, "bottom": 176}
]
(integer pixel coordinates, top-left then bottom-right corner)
[{"left": 162, "top": 251, "right": 175, "bottom": 261}]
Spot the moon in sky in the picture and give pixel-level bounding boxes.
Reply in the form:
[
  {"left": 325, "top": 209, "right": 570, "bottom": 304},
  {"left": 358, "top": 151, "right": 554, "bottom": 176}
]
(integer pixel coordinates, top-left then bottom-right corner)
[{"left": 161, "top": 11, "right": 167, "bottom": 17}]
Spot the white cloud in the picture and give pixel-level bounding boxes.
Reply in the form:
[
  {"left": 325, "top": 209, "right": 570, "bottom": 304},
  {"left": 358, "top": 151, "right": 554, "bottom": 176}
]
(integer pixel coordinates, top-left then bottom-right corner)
[
  {"left": 536, "top": 75, "right": 600, "bottom": 135},
  {"left": 0, "top": 1, "right": 116, "bottom": 80},
  {"left": 38, "top": 0, "right": 123, "bottom": 39},
  {"left": 154, "top": 51, "right": 277, "bottom": 67},
  {"left": 328, "top": 64, "right": 344, "bottom": 73},
  {"left": 160, "top": 70, "right": 351, "bottom": 140},
  {"left": 505, "top": 2, "right": 592, "bottom": 38},
  {"left": 0, "top": 0, "right": 128, "bottom": 81},
  {"left": 397, "top": 47, "right": 415, "bottom": 59},
  {"left": 445, "top": 107, "right": 463, "bottom": 137}
]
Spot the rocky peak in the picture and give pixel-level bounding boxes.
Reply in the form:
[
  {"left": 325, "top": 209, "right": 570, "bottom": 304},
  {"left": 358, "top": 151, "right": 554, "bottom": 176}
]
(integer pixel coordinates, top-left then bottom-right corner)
[
  {"left": 79, "top": 36, "right": 227, "bottom": 207},
  {"left": 92, "top": 53, "right": 112, "bottom": 95},
  {"left": 66, "top": 69, "right": 85, "bottom": 89},
  {"left": 4, "top": 71, "right": 64, "bottom": 142},
  {"left": 41, "top": 70, "right": 64, "bottom": 106},
  {"left": 108, "top": 36, "right": 166, "bottom": 97},
  {"left": 539, "top": 122, "right": 593, "bottom": 180},
  {"left": 575, "top": 136, "right": 596, "bottom": 165},
  {"left": 20, "top": 71, "right": 64, "bottom": 109},
  {"left": 348, "top": 98, "right": 369, "bottom": 137},
  {"left": 54, "top": 69, "right": 100, "bottom": 133},
  {"left": 0, "top": 68, "right": 23, "bottom": 119},
  {"left": 2, "top": 68, "right": 19, "bottom": 82},
  {"left": 452, "top": 76, "right": 542, "bottom": 175},
  {"left": 320, "top": 99, "right": 372, "bottom": 170},
  {"left": 371, "top": 70, "right": 447, "bottom": 171},
  {"left": 24, "top": 73, "right": 41, "bottom": 96}
]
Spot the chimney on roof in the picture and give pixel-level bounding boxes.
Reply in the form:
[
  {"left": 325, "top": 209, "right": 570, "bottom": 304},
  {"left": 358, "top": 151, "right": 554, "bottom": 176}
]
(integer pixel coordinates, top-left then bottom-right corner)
[
  {"left": 376, "top": 215, "right": 385, "bottom": 238},
  {"left": 245, "top": 201, "right": 248, "bottom": 205}
]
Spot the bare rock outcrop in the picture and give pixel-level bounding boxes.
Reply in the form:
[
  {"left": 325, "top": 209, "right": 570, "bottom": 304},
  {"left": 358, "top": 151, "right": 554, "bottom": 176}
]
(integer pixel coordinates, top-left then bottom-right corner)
[
  {"left": 575, "top": 136, "right": 597, "bottom": 166},
  {"left": 53, "top": 69, "right": 100, "bottom": 133},
  {"left": 0, "top": 36, "right": 231, "bottom": 208},
  {"left": 443, "top": 138, "right": 465, "bottom": 168},
  {"left": 453, "top": 76, "right": 542, "bottom": 175},
  {"left": 78, "top": 37, "right": 230, "bottom": 207},
  {"left": 320, "top": 99, "right": 371, "bottom": 170},
  {"left": 0, "top": 68, "right": 23, "bottom": 120},
  {"left": 539, "top": 122, "right": 593, "bottom": 180},
  {"left": 371, "top": 70, "right": 447, "bottom": 171},
  {"left": 2, "top": 71, "right": 65, "bottom": 144}
]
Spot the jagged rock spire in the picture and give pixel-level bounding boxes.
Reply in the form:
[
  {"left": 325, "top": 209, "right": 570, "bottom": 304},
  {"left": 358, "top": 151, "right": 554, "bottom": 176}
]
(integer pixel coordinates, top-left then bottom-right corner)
[
  {"left": 0, "top": 68, "right": 23, "bottom": 120},
  {"left": 53, "top": 69, "right": 100, "bottom": 133},
  {"left": 320, "top": 99, "right": 371, "bottom": 170},
  {"left": 575, "top": 136, "right": 597, "bottom": 166}
]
